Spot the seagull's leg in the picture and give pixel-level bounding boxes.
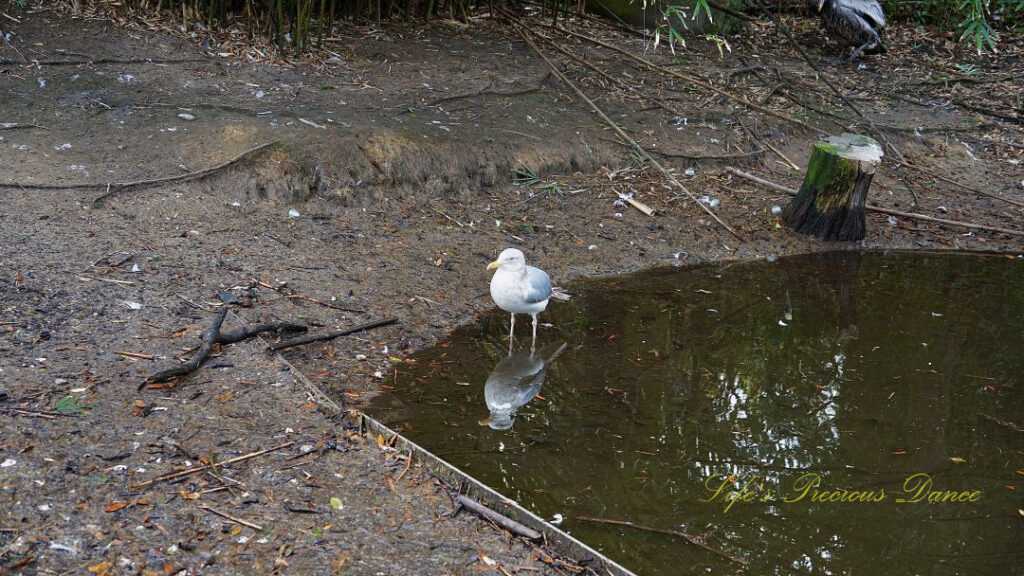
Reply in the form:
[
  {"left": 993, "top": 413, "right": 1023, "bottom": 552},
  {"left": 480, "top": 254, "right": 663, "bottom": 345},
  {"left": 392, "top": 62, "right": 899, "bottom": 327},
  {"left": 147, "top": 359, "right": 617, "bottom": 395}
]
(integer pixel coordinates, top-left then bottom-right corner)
[
  {"left": 508, "top": 313, "right": 516, "bottom": 341},
  {"left": 846, "top": 41, "right": 869, "bottom": 62},
  {"left": 530, "top": 314, "right": 539, "bottom": 354}
]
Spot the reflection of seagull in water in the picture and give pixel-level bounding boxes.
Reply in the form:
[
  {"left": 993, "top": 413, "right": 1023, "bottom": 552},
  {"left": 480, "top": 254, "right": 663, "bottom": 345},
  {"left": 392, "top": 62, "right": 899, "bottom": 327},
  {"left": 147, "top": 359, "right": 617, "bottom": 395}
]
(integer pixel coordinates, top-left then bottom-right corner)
[
  {"left": 486, "top": 248, "right": 569, "bottom": 352},
  {"left": 480, "top": 342, "right": 568, "bottom": 430}
]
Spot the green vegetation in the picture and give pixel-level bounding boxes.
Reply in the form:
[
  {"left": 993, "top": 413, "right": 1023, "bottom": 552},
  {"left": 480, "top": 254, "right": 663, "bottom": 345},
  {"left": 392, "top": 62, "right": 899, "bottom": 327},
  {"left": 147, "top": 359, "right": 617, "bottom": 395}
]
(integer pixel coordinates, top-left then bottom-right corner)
[
  {"left": 3, "top": 0, "right": 1019, "bottom": 54},
  {"left": 888, "top": 0, "right": 1022, "bottom": 53},
  {"left": 512, "top": 164, "right": 540, "bottom": 186},
  {"left": 54, "top": 395, "right": 95, "bottom": 415}
]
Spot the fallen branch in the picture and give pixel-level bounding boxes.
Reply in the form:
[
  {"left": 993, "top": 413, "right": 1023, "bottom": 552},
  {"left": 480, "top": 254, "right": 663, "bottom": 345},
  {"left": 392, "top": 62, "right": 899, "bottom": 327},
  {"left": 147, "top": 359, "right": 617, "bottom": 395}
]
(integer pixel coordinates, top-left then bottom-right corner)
[
  {"left": 576, "top": 516, "right": 746, "bottom": 566},
  {"left": 270, "top": 317, "right": 400, "bottom": 351},
  {"left": 509, "top": 17, "right": 742, "bottom": 240},
  {"left": 547, "top": 23, "right": 827, "bottom": 136},
  {"left": 422, "top": 72, "right": 550, "bottom": 107},
  {"left": 0, "top": 142, "right": 278, "bottom": 197},
  {"left": 455, "top": 494, "right": 542, "bottom": 540},
  {"left": 131, "top": 441, "right": 295, "bottom": 490},
  {"left": 142, "top": 306, "right": 307, "bottom": 386},
  {"left": 4, "top": 57, "right": 207, "bottom": 67},
  {"left": 725, "top": 167, "right": 1024, "bottom": 237},
  {"left": 902, "top": 161, "right": 1024, "bottom": 209},
  {"left": 953, "top": 98, "right": 1023, "bottom": 125}
]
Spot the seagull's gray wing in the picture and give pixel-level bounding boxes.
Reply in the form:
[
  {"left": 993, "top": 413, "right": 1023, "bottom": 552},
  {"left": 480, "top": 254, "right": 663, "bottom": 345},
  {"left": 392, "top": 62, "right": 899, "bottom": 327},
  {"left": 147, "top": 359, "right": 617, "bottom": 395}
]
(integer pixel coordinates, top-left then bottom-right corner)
[
  {"left": 836, "top": 0, "right": 886, "bottom": 28},
  {"left": 522, "top": 266, "right": 553, "bottom": 304}
]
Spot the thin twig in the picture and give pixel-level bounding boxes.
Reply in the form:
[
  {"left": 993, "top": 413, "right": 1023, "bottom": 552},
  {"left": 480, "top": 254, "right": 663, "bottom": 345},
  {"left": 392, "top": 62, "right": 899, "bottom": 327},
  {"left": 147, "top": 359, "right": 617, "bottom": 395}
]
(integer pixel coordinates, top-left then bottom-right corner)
[
  {"left": 131, "top": 441, "right": 295, "bottom": 490},
  {"left": 0, "top": 23, "right": 27, "bottom": 63},
  {"left": 576, "top": 516, "right": 747, "bottom": 565},
  {"left": 736, "top": 116, "right": 796, "bottom": 170},
  {"left": 196, "top": 504, "right": 264, "bottom": 530},
  {"left": 509, "top": 17, "right": 742, "bottom": 240},
  {"left": 0, "top": 122, "right": 42, "bottom": 130},
  {"left": 260, "top": 293, "right": 365, "bottom": 313},
  {"left": 270, "top": 317, "right": 399, "bottom": 351},
  {"left": 725, "top": 167, "right": 1024, "bottom": 236},
  {"left": 761, "top": 140, "right": 800, "bottom": 170},
  {"left": 428, "top": 204, "right": 465, "bottom": 227},
  {"left": 2, "top": 408, "right": 58, "bottom": 420},
  {"left": 393, "top": 451, "right": 414, "bottom": 482},
  {"left": 113, "top": 350, "right": 155, "bottom": 360}
]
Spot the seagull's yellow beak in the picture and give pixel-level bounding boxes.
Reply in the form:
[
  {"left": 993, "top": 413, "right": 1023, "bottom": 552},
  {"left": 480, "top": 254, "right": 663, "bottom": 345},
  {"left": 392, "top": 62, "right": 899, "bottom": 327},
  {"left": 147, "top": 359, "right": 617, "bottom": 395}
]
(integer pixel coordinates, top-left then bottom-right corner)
[{"left": 486, "top": 260, "right": 500, "bottom": 270}]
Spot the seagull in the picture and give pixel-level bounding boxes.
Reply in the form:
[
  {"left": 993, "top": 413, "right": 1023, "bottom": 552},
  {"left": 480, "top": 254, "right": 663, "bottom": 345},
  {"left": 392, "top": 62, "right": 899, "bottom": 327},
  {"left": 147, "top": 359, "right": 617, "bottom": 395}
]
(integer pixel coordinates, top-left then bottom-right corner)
[
  {"left": 486, "top": 248, "right": 562, "bottom": 351},
  {"left": 812, "top": 0, "right": 887, "bottom": 63}
]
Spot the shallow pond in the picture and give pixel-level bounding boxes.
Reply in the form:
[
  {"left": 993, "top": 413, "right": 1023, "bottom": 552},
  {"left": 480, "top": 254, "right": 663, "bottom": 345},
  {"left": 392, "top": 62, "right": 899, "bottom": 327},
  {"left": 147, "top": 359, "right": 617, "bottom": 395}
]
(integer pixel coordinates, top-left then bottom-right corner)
[{"left": 371, "top": 251, "right": 1023, "bottom": 575}]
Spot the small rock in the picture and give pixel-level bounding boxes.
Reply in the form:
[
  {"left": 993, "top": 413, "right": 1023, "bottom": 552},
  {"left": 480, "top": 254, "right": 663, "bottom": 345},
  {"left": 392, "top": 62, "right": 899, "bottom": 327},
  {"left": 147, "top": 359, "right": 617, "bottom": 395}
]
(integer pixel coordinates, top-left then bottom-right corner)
[{"left": 177, "top": 113, "right": 195, "bottom": 121}]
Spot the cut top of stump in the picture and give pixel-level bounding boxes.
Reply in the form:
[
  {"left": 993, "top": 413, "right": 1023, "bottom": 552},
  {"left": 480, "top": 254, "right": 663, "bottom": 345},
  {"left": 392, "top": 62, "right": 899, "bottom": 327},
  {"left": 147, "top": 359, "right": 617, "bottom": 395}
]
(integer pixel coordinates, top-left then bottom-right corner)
[{"left": 819, "top": 133, "right": 884, "bottom": 167}]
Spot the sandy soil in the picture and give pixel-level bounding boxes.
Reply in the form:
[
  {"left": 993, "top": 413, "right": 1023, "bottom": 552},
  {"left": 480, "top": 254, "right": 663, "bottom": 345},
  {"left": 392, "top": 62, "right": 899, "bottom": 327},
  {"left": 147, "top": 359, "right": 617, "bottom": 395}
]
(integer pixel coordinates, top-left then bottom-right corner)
[{"left": 1, "top": 6, "right": 1021, "bottom": 575}]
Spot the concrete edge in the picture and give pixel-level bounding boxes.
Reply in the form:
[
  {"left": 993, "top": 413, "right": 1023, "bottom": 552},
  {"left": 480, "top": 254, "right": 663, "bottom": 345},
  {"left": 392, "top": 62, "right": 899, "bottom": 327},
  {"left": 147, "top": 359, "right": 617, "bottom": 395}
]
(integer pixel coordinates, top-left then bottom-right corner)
[{"left": 357, "top": 412, "right": 638, "bottom": 576}]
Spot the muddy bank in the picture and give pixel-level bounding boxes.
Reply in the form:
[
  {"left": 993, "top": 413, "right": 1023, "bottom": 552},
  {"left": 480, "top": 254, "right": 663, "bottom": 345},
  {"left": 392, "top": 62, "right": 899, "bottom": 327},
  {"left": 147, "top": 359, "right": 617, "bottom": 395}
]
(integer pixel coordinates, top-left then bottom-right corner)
[{"left": 1, "top": 8, "right": 1021, "bottom": 575}]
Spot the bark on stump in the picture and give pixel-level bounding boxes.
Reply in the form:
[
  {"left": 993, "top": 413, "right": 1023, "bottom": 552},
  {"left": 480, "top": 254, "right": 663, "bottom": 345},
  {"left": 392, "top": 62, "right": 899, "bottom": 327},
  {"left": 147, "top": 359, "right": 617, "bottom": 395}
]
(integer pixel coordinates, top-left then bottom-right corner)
[{"left": 782, "top": 133, "right": 883, "bottom": 241}]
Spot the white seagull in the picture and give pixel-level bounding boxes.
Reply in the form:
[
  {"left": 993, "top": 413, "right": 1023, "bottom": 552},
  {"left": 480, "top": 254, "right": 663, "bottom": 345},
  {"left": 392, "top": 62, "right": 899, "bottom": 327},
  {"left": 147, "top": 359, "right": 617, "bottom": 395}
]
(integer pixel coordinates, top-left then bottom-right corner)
[{"left": 486, "top": 248, "right": 561, "bottom": 350}]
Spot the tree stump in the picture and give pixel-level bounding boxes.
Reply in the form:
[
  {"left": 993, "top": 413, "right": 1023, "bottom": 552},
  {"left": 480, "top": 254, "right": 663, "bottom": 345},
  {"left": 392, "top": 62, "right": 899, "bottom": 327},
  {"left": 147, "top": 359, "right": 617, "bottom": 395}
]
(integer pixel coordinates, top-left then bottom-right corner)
[{"left": 782, "top": 133, "right": 883, "bottom": 241}]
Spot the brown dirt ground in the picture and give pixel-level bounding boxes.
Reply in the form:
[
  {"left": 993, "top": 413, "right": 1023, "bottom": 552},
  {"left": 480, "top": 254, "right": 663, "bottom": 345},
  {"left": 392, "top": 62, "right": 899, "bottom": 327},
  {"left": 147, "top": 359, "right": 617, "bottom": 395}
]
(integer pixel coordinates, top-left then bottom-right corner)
[{"left": 1, "top": 5, "right": 1022, "bottom": 576}]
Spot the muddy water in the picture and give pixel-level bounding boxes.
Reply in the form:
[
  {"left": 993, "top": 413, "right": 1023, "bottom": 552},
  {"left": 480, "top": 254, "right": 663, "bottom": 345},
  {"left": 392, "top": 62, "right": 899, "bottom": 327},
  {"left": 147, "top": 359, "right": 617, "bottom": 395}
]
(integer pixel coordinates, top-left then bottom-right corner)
[{"left": 371, "top": 252, "right": 1023, "bottom": 575}]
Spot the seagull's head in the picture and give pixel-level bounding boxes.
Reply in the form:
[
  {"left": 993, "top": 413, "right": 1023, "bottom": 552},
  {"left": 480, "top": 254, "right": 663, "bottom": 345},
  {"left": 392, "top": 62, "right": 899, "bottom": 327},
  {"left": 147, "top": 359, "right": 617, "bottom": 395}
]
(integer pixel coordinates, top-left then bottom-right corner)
[{"left": 487, "top": 248, "right": 526, "bottom": 271}]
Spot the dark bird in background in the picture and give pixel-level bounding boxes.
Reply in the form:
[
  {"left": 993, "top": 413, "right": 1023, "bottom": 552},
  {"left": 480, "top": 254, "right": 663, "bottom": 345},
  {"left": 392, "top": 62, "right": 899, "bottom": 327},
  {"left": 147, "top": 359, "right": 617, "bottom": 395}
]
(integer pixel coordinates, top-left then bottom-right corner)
[{"left": 812, "top": 0, "right": 887, "bottom": 62}]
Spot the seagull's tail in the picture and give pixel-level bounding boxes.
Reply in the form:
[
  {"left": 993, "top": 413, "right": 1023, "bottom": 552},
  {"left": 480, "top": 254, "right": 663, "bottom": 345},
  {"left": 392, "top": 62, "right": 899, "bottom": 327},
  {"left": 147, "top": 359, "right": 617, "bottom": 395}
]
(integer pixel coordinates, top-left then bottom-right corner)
[{"left": 550, "top": 287, "right": 572, "bottom": 301}]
